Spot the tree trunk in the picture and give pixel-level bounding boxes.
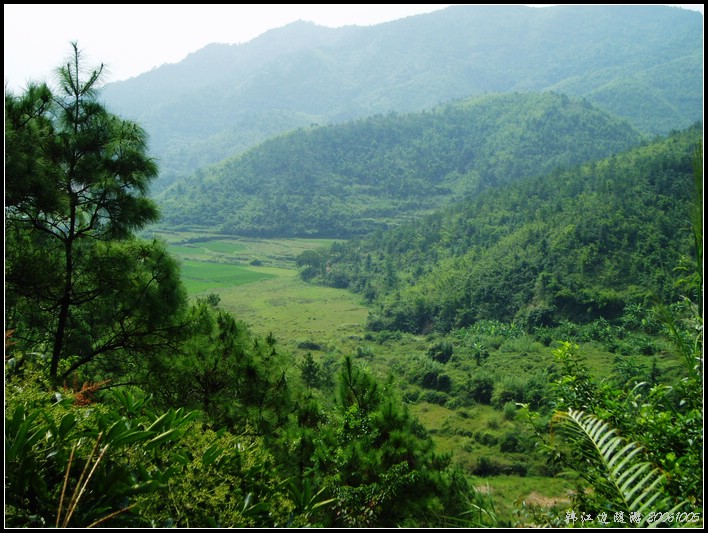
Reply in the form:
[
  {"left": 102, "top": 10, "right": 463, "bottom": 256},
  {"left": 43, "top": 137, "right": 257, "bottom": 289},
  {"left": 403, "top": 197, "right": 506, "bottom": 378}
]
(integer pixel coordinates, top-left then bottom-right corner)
[{"left": 50, "top": 199, "right": 76, "bottom": 379}]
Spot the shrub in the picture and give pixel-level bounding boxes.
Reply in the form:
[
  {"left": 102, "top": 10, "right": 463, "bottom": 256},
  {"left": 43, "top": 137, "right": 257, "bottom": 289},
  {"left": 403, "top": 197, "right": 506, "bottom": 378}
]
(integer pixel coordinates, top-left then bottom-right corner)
[
  {"left": 436, "top": 374, "right": 452, "bottom": 393},
  {"left": 421, "top": 371, "right": 439, "bottom": 390},
  {"left": 499, "top": 430, "right": 527, "bottom": 453},
  {"left": 502, "top": 401, "right": 517, "bottom": 421},
  {"left": 403, "top": 389, "right": 420, "bottom": 403},
  {"left": 492, "top": 377, "right": 527, "bottom": 408},
  {"left": 503, "top": 462, "right": 528, "bottom": 476},
  {"left": 298, "top": 340, "right": 323, "bottom": 351},
  {"left": 471, "top": 456, "right": 503, "bottom": 476},
  {"left": 374, "top": 330, "right": 403, "bottom": 343},
  {"left": 473, "top": 431, "right": 499, "bottom": 447},
  {"left": 427, "top": 341, "right": 454, "bottom": 364},
  {"left": 5, "top": 378, "right": 199, "bottom": 528},
  {"left": 420, "top": 391, "right": 449, "bottom": 405},
  {"left": 356, "top": 345, "right": 375, "bottom": 359},
  {"left": 486, "top": 415, "right": 502, "bottom": 430},
  {"left": 465, "top": 375, "right": 494, "bottom": 404}
]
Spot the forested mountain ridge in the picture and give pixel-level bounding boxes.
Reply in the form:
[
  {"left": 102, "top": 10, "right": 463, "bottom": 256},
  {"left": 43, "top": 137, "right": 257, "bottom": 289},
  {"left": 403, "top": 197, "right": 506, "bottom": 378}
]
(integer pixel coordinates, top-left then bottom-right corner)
[
  {"left": 102, "top": 5, "right": 703, "bottom": 189},
  {"left": 310, "top": 125, "right": 702, "bottom": 332},
  {"left": 158, "top": 92, "right": 642, "bottom": 237}
]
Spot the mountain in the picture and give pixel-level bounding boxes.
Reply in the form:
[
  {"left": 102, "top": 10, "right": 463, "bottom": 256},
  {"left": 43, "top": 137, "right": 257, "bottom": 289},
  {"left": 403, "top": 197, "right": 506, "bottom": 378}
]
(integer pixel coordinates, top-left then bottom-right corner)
[
  {"left": 157, "top": 92, "right": 642, "bottom": 237},
  {"left": 313, "top": 125, "right": 702, "bottom": 332},
  {"left": 102, "top": 5, "right": 703, "bottom": 189}
]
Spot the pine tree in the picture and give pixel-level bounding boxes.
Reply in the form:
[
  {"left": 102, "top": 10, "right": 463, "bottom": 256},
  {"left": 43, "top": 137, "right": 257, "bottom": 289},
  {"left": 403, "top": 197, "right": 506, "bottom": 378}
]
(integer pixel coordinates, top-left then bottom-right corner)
[{"left": 5, "top": 43, "right": 186, "bottom": 380}]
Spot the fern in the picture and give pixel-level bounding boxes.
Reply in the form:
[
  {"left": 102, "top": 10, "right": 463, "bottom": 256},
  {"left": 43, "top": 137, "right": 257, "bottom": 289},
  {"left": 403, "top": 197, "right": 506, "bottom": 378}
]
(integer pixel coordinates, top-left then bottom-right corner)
[{"left": 553, "top": 409, "right": 685, "bottom": 526}]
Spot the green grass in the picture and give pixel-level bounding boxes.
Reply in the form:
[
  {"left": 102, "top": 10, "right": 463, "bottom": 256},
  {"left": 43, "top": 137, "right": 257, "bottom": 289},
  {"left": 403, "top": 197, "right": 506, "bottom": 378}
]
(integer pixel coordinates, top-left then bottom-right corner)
[
  {"left": 156, "top": 231, "right": 368, "bottom": 346},
  {"left": 217, "top": 270, "right": 369, "bottom": 351},
  {"left": 169, "top": 244, "right": 205, "bottom": 256},
  {"left": 481, "top": 475, "right": 574, "bottom": 526},
  {"left": 179, "top": 260, "right": 276, "bottom": 294},
  {"left": 199, "top": 240, "right": 247, "bottom": 254},
  {"left": 155, "top": 229, "right": 339, "bottom": 268},
  {"left": 168, "top": 242, "right": 247, "bottom": 258}
]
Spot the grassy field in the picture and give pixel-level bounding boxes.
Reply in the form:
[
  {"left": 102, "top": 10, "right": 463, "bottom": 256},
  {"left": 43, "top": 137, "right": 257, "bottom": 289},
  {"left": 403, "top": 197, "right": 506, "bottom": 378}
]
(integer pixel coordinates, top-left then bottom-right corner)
[
  {"left": 152, "top": 229, "right": 338, "bottom": 268},
  {"left": 219, "top": 270, "right": 369, "bottom": 350},
  {"left": 178, "top": 260, "right": 277, "bottom": 294},
  {"left": 154, "top": 230, "right": 369, "bottom": 351}
]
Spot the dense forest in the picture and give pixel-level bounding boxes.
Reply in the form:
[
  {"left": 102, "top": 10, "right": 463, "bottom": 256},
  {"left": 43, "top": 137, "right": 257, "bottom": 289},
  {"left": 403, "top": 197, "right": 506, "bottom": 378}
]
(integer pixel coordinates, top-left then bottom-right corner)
[
  {"left": 102, "top": 5, "right": 702, "bottom": 189},
  {"left": 4, "top": 8, "right": 703, "bottom": 527},
  {"left": 159, "top": 93, "right": 641, "bottom": 236},
  {"left": 308, "top": 126, "right": 701, "bottom": 332}
]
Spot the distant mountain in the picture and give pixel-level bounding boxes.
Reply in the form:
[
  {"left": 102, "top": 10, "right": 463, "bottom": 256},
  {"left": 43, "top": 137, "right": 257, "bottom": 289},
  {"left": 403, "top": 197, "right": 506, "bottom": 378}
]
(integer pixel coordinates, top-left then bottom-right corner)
[
  {"left": 158, "top": 92, "right": 642, "bottom": 236},
  {"left": 102, "top": 5, "right": 702, "bottom": 189},
  {"left": 314, "top": 125, "right": 702, "bottom": 332}
]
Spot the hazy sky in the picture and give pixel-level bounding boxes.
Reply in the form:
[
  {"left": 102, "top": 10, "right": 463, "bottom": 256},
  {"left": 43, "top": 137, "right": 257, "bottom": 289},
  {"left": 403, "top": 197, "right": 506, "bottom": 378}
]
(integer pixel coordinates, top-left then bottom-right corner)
[{"left": 4, "top": 4, "right": 704, "bottom": 92}]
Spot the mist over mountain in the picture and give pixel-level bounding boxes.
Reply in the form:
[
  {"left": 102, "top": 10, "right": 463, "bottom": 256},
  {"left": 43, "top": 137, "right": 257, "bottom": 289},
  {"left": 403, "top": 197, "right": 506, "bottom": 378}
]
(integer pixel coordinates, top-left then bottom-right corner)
[{"left": 102, "top": 5, "right": 703, "bottom": 188}]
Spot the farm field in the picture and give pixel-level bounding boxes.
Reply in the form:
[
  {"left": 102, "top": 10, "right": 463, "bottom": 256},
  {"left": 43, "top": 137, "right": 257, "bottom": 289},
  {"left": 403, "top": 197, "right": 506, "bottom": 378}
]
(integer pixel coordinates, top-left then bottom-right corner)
[{"left": 153, "top": 230, "right": 369, "bottom": 351}]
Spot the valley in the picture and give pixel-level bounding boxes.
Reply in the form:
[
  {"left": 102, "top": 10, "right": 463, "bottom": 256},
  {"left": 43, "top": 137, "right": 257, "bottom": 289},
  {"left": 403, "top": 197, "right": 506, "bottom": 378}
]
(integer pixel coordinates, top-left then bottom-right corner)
[
  {"left": 155, "top": 229, "right": 688, "bottom": 523},
  {"left": 5, "top": 5, "right": 702, "bottom": 527}
]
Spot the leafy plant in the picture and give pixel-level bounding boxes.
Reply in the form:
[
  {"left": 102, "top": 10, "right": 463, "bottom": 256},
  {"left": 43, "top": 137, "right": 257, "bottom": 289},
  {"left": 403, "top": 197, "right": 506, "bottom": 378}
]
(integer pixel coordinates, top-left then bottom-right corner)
[
  {"left": 286, "top": 477, "right": 335, "bottom": 526},
  {"left": 552, "top": 409, "right": 686, "bottom": 524},
  {"left": 5, "top": 371, "right": 198, "bottom": 528}
]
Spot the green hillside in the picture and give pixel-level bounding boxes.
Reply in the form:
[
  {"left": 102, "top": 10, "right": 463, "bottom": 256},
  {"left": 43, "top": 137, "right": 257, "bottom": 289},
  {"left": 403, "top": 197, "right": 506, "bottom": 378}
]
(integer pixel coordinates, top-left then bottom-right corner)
[
  {"left": 102, "top": 5, "right": 702, "bottom": 188},
  {"left": 312, "top": 126, "right": 702, "bottom": 331},
  {"left": 158, "top": 92, "right": 641, "bottom": 236}
]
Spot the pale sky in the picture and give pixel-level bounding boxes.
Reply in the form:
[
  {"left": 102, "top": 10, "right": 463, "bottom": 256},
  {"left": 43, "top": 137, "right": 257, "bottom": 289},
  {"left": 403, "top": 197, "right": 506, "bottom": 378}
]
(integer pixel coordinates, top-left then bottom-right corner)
[{"left": 4, "top": 4, "right": 704, "bottom": 92}]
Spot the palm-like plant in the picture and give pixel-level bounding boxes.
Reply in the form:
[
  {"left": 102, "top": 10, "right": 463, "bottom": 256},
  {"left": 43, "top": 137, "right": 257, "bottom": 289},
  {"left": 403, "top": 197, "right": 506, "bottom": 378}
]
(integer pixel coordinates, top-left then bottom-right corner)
[{"left": 553, "top": 409, "right": 687, "bottom": 526}]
